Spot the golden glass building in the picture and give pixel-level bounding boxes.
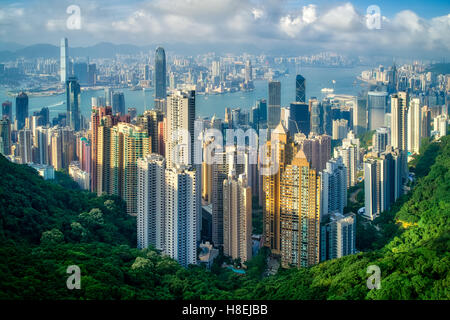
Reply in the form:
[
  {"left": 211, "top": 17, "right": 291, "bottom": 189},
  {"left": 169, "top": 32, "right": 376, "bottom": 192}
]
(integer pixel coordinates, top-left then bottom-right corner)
[
  {"left": 280, "top": 150, "right": 321, "bottom": 268},
  {"left": 262, "top": 122, "right": 293, "bottom": 255}
]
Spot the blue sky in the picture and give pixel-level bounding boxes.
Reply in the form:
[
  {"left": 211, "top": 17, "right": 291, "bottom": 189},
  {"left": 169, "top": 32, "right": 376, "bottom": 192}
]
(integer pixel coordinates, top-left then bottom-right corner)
[{"left": 0, "top": 0, "right": 449, "bottom": 58}]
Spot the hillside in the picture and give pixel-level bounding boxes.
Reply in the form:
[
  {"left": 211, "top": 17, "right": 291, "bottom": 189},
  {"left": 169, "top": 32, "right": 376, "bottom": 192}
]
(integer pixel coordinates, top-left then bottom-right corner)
[{"left": 0, "top": 136, "right": 449, "bottom": 300}]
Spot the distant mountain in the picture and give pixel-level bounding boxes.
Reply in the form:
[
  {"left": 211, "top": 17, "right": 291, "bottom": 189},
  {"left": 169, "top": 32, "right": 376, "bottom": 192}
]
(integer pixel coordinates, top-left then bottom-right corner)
[
  {"left": 0, "top": 41, "right": 270, "bottom": 62},
  {"left": 0, "top": 42, "right": 153, "bottom": 62}
]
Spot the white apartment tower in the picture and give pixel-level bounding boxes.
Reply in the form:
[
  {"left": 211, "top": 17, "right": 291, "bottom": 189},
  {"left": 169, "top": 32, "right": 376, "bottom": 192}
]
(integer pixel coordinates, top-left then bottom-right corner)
[
  {"left": 165, "top": 166, "right": 199, "bottom": 267},
  {"left": 137, "top": 154, "right": 166, "bottom": 251}
]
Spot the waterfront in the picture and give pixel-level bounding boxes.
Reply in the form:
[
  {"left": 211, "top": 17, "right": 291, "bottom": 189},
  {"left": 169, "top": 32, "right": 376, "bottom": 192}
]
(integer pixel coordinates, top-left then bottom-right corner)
[{"left": 0, "top": 66, "right": 368, "bottom": 121}]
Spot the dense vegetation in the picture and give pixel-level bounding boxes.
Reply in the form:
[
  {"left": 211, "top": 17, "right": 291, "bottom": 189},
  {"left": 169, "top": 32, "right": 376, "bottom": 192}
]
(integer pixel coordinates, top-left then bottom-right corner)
[{"left": 0, "top": 136, "right": 449, "bottom": 300}]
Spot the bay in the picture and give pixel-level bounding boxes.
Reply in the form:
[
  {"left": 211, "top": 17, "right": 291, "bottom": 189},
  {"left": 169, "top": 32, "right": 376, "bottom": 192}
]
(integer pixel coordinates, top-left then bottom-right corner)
[{"left": 0, "top": 66, "right": 368, "bottom": 121}]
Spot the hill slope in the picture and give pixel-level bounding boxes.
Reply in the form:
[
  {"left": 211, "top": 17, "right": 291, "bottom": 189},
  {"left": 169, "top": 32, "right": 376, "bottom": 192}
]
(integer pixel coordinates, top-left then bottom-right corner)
[{"left": 0, "top": 136, "right": 449, "bottom": 300}]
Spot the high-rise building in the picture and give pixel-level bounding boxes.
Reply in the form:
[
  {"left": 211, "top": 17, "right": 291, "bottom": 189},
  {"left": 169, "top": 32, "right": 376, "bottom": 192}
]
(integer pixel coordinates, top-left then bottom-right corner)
[
  {"left": 367, "top": 91, "right": 388, "bottom": 131},
  {"left": 364, "top": 146, "right": 404, "bottom": 220},
  {"left": 73, "top": 62, "right": 88, "bottom": 85},
  {"left": 320, "top": 157, "right": 347, "bottom": 222},
  {"left": 353, "top": 96, "right": 367, "bottom": 135},
  {"left": 2, "top": 101, "right": 12, "bottom": 121},
  {"left": 408, "top": 98, "right": 422, "bottom": 155},
  {"left": 320, "top": 212, "right": 356, "bottom": 262},
  {"left": 211, "top": 152, "right": 228, "bottom": 247},
  {"left": 434, "top": 114, "right": 448, "bottom": 139},
  {"left": 0, "top": 118, "right": 11, "bottom": 155},
  {"left": 289, "top": 102, "right": 310, "bottom": 136},
  {"left": 332, "top": 119, "right": 349, "bottom": 140},
  {"left": 262, "top": 122, "right": 293, "bottom": 254},
  {"left": 280, "top": 150, "right": 321, "bottom": 268},
  {"left": 16, "top": 92, "right": 28, "bottom": 131},
  {"left": 420, "top": 106, "right": 431, "bottom": 139},
  {"left": 295, "top": 74, "right": 306, "bottom": 103},
  {"left": 137, "top": 109, "right": 164, "bottom": 155},
  {"left": 112, "top": 92, "right": 126, "bottom": 115},
  {"left": 166, "top": 90, "right": 196, "bottom": 168},
  {"left": 391, "top": 92, "right": 409, "bottom": 182},
  {"left": 60, "top": 38, "right": 68, "bottom": 83},
  {"left": 223, "top": 173, "right": 252, "bottom": 263},
  {"left": 165, "top": 166, "right": 199, "bottom": 267},
  {"left": 18, "top": 129, "right": 32, "bottom": 164},
  {"left": 137, "top": 154, "right": 166, "bottom": 250},
  {"left": 295, "top": 134, "right": 331, "bottom": 172},
  {"left": 155, "top": 47, "right": 167, "bottom": 101},
  {"left": 268, "top": 81, "right": 281, "bottom": 130},
  {"left": 258, "top": 99, "right": 267, "bottom": 125},
  {"left": 373, "top": 127, "right": 390, "bottom": 153},
  {"left": 391, "top": 92, "right": 409, "bottom": 151},
  {"left": 66, "top": 77, "right": 81, "bottom": 131},
  {"left": 110, "top": 123, "right": 151, "bottom": 216},
  {"left": 309, "top": 98, "right": 322, "bottom": 135}
]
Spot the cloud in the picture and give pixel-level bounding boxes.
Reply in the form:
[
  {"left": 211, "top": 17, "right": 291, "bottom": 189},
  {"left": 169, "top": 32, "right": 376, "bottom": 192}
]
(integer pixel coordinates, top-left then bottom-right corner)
[{"left": 0, "top": 0, "right": 449, "bottom": 58}]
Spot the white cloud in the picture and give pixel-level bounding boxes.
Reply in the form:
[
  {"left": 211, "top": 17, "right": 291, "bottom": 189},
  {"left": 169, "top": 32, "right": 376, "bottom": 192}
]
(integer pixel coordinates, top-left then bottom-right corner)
[{"left": 0, "top": 0, "right": 449, "bottom": 58}]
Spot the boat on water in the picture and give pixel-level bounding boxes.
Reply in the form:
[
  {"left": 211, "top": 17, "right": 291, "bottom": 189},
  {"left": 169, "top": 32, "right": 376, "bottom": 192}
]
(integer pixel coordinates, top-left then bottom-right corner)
[{"left": 321, "top": 88, "right": 334, "bottom": 93}]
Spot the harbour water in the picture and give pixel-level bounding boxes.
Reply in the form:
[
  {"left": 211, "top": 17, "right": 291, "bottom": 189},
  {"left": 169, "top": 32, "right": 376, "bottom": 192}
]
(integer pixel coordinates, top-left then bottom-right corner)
[{"left": 0, "top": 66, "right": 368, "bottom": 121}]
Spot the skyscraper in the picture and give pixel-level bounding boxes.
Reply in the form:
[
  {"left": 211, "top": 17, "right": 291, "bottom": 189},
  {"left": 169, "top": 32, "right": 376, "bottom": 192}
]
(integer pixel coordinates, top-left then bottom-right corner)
[
  {"left": 373, "top": 127, "right": 390, "bottom": 153},
  {"left": 2, "top": 101, "right": 12, "bottom": 121},
  {"left": 18, "top": 129, "right": 32, "bottom": 164},
  {"left": 296, "top": 134, "right": 331, "bottom": 172},
  {"left": 257, "top": 99, "right": 267, "bottom": 126},
  {"left": 112, "top": 92, "right": 126, "bottom": 115},
  {"left": 353, "top": 96, "right": 367, "bottom": 135},
  {"left": 60, "top": 38, "right": 69, "bottom": 83},
  {"left": 137, "top": 154, "right": 166, "bottom": 250},
  {"left": 0, "top": 118, "right": 11, "bottom": 155},
  {"left": 320, "top": 157, "right": 347, "bottom": 222},
  {"left": 320, "top": 212, "right": 356, "bottom": 262},
  {"left": 268, "top": 81, "right": 281, "bottom": 130},
  {"left": 391, "top": 92, "right": 409, "bottom": 151},
  {"left": 289, "top": 102, "right": 310, "bottom": 136},
  {"left": 66, "top": 77, "right": 81, "bottom": 131},
  {"left": 309, "top": 98, "right": 322, "bottom": 135},
  {"left": 280, "top": 150, "right": 321, "bottom": 268},
  {"left": 15, "top": 92, "right": 28, "bottom": 131},
  {"left": 367, "top": 91, "right": 388, "bottom": 131},
  {"left": 262, "top": 122, "right": 293, "bottom": 254},
  {"left": 165, "top": 166, "right": 199, "bottom": 267},
  {"left": 110, "top": 123, "right": 151, "bottom": 216},
  {"left": 223, "top": 173, "right": 252, "bottom": 263},
  {"left": 407, "top": 98, "right": 421, "bottom": 155},
  {"left": 155, "top": 47, "right": 167, "bottom": 101},
  {"left": 295, "top": 74, "right": 306, "bottom": 103},
  {"left": 166, "top": 90, "right": 196, "bottom": 168},
  {"left": 364, "top": 147, "right": 404, "bottom": 220}
]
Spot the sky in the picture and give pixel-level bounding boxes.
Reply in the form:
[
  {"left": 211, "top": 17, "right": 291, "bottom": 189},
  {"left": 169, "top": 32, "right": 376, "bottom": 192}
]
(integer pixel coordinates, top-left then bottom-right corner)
[{"left": 0, "top": 0, "right": 449, "bottom": 59}]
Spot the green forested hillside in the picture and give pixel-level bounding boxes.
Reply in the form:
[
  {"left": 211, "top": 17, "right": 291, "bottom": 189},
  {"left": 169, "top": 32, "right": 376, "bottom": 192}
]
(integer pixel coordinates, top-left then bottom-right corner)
[{"left": 0, "top": 136, "right": 449, "bottom": 300}]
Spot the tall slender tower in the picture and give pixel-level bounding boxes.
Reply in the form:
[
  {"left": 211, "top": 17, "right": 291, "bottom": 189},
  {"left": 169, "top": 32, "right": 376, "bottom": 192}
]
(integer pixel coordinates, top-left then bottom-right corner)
[
  {"left": 155, "top": 47, "right": 167, "bottom": 102},
  {"left": 165, "top": 166, "right": 198, "bottom": 267},
  {"left": 268, "top": 81, "right": 281, "bottom": 130},
  {"left": 166, "top": 90, "right": 195, "bottom": 168},
  {"left": 223, "top": 173, "right": 252, "bottom": 263},
  {"left": 262, "top": 122, "right": 293, "bottom": 255},
  {"left": 280, "top": 150, "right": 321, "bottom": 268},
  {"left": 15, "top": 92, "right": 28, "bottom": 131},
  {"left": 137, "top": 154, "right": 166, "bottom": 250},
  {"left": 407, "top": 98, "right": 421, "bottom": 155},
  {"left": 295, "top": 74, "right": 306, "bottom": 103},
  {"left": 60, "top": 38, "right": 69, "bottom": 83},
  {"left": 66, "top": 77, "right": 81, "bottom": 131}
]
